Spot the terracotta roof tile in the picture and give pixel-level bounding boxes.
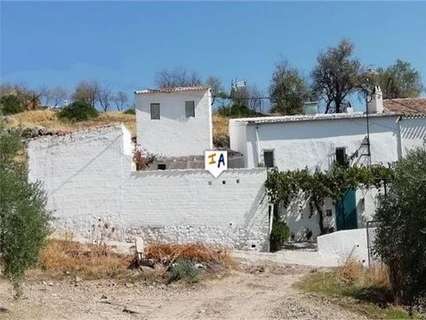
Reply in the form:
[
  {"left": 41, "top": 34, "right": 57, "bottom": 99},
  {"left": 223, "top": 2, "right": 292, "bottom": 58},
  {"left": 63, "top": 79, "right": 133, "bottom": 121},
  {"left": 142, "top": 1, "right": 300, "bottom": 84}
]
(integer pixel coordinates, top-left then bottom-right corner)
[{"left": 383, "top": 97, "right": 426, "bottom": 114}]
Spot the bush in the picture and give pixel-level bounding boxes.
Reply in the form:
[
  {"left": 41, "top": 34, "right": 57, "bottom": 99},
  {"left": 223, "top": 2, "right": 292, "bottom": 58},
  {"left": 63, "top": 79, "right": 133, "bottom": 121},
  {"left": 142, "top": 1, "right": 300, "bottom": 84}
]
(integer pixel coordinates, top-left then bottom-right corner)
[
  {"left": 123, "top": 108, "right": 136, "bottom": 115},
  {"left": 168, "top": 259, "right": 199, "bottom": 283},
  {"left": 373, "top": 148, "right": 426, "bottom": 305},
  {"left": 270, "top": 218, "right": 290, "bottom": 252},
  {"left": 0, "top": 124, "right": 51, "bottom": 298},
  {"left": 58, "top": 101, "right": 98, "bottom": 121},
  {"left": 216, "top": 104, "right": 259, "bottom": 117},
  {"left": 0, "top": 94, "right": 25, "bottom": 115}
]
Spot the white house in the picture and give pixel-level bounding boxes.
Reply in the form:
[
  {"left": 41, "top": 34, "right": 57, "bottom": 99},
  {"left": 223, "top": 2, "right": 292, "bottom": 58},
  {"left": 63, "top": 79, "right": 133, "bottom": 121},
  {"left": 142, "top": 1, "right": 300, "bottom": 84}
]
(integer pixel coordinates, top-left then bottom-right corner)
[
  {"left": 134, "top": 86, "right": 213, "bottom": 157},
  {"left": 229, "top": 90, "right": 426, "bottom": 239}
]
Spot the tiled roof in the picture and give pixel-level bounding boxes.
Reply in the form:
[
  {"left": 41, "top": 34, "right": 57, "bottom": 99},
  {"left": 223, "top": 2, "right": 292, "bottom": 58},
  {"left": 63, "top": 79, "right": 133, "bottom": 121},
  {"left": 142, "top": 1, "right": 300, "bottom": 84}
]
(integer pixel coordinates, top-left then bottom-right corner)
[
  {"left": 383, "top": 97, "right": 426, "bottom": 114},
  {"left": 135, "top": 86, "right": 209, "bottom": 95},
  {"left": 230, "top": 112, "right": 399, "bottom": 125}
]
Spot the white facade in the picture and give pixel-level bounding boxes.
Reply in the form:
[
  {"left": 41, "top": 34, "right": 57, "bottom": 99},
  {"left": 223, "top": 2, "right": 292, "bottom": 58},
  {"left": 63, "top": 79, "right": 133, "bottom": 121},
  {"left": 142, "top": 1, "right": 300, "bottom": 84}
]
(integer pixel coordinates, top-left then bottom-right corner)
[
  {"left": 135, "top": 87, "right": 213, "bottom": 157},
  {"left": 28, "top": 126, "right": 270, "bottom": 250},
  {"left": 230, "top": 113, "right": 426, "bottom": 171}
]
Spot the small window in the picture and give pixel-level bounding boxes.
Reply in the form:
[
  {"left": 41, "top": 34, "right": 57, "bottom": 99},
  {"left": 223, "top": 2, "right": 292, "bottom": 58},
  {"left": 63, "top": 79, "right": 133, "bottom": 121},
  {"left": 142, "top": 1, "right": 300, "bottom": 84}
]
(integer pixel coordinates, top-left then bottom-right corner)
[
  {"left": 185, "top": 101, "right": 195, "bottom": 118},
  {"left": 335, "top": 147, "right": 348, "bottom": 166},
  {"left": 263, "top": 150, "right": 274, "bottom": 168},
  {"left": 157, "top": 164, "right": 166, "bottom": 170},
  {"left": 150, "top": 103, "right": 160, "bottom": 120}
]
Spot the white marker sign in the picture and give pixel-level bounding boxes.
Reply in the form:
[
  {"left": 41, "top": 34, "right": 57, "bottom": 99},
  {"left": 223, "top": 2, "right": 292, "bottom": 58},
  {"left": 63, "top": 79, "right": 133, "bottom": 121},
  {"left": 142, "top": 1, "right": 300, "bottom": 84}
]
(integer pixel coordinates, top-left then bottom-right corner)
[{"left": 205, "top": 150, "right": 227, "bottom": 178}]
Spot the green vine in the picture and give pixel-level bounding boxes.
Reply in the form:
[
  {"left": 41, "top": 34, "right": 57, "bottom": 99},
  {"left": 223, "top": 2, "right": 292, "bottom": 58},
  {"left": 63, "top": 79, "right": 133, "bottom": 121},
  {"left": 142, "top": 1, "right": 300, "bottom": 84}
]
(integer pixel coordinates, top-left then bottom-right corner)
[{"left": 265, "top": 164, "right": 394, "bottom": 235}]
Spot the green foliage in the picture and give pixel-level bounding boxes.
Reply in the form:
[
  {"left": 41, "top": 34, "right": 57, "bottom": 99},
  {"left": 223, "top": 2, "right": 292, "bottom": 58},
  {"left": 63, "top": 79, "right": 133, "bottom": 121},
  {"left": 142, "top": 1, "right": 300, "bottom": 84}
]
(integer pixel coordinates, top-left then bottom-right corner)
[
  {"left": 0, "top": 125, "right": 51, "bottom": 297},
  {"left": 376, "top": 59, "right": 424, "bottom": 99},
  {"left": 0, "top": 95, "right": 25, "bottom": 115},
  {"left": 58, "top": 101, "right": 98, "bottom": 121},
  {"left": 311, "top": 39, "right": 362, "bottom": 113},
  {"left": 373, "top": 149, "right": 426, "bottom": 305},
  {"left": 123, "top": 108, "right": 136, "bottom": 115},
  {"left": 265, "top": 165, "right": 393, "bottom": 234},
  {"left": 270, "top": 218, "right": 290, "bottom": 252},
  {"left": 168, "top": 259, "right": 200, "bottom": 283},
  {"left": 270, "top": 61, "right": 311, "bottom": 115}
]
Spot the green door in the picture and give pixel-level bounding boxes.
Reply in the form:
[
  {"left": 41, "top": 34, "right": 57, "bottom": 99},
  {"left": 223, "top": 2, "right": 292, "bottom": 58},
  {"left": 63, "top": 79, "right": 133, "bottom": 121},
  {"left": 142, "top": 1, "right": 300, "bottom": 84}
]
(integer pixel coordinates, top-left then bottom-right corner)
[{"left": 335, "top": 189, "right": 358, "bottom": 230}]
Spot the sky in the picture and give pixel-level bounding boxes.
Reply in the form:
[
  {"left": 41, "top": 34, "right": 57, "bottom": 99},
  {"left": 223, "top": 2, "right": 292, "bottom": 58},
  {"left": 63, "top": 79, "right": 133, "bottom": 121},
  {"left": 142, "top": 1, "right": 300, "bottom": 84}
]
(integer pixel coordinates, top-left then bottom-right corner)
[{"left": 1, "top": 1, "right": 426, "bottom": 104}]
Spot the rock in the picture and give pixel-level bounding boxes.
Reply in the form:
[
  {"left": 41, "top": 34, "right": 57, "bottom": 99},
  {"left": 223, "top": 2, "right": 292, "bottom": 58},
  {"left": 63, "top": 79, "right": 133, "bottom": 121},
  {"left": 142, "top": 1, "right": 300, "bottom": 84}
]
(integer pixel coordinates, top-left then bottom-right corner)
[
  {"left": 100, "top": 295, "right": 108, "bottom": 300},
  {"left": 194, "top": 263, "right": 206, "bottom": 270},
  {"left": 0, "top": 306, "right": 10, "bottom": 313},
  {"left": 122, "top": 307, "right": 139, "bottom": 314}
]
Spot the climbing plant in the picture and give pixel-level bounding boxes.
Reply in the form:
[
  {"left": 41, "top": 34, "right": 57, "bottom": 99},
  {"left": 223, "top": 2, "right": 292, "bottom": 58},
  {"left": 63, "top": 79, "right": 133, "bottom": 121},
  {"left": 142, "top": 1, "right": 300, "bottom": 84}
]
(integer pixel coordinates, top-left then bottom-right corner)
[{"left": 265, "top": 164, "right": 394, "bottom": 234}]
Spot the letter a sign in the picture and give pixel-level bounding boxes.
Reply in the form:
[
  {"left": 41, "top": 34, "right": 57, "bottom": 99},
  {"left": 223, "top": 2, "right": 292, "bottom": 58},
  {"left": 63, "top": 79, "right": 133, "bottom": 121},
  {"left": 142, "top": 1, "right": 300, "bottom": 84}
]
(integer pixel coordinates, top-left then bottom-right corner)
[{"left": 205, "top": 150, "right": 228, "bottom": 178}]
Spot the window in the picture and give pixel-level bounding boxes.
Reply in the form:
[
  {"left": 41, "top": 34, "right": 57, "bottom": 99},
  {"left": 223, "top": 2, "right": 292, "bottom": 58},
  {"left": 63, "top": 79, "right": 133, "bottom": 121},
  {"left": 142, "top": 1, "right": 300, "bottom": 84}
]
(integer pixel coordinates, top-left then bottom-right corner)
[
  {"left": 150, "top": 103, "right": 160, "bottom": 120},
  {"left": 157, "top": 164, "right": 166, "bottom": 170},
  {"left": 185, "top": 101, "right": 195, "bottom": 118},
  {"left": 335, "top": 147, "right": 348, "bottom": 166},
  {"left": 263, "top": 150, "right": 274, "bottom": 168}
]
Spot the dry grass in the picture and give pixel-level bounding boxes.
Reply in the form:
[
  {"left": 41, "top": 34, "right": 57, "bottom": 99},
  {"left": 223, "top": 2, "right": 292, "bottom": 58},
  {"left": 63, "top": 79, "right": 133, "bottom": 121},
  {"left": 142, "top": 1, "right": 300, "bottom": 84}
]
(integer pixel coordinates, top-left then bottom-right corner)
[
  {"left": 337, "top": 258, "right": 390, "bottom": 288},
  {"left": 5, "top": 109, "right": 136, "bottom": 135},
  {"left": 38, "top": 240, "right": 132, "bottom": 279},
  {"left": 145, "top": 243, "right": 233, "bottom": 267},
  {"left": 212, "top": 113, "right": 229, "bottom": 147}
]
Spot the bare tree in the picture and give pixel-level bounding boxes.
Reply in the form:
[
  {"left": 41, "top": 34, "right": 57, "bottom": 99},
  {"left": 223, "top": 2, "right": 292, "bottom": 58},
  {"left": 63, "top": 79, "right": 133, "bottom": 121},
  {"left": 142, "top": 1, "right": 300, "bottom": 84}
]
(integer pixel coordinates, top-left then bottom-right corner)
[
  {"left": 71, "top": 80, "right": 100, "bottom": 107},
  {"left": 49, "top": 87, "right": 68, "bottom": 107},
  {"left": 111, "top": 91, "right": 128, "bottom": 111},
  {"left": 155, "top": 68, "right": 202, "bottom": 88},
  {"left": 97, "top": 86, "right": 113, "bottom": 112},
  {"left": 205, "top": 76, "right": 225, "bottom": 97},
  {"left": 311, "top": 39, "right": 362, "bottom": 113}
]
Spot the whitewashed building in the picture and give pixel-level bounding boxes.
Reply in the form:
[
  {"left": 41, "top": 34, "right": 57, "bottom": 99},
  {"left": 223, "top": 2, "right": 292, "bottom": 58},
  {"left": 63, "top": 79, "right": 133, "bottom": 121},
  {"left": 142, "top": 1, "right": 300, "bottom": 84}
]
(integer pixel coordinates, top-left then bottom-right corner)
[
  {"left": 135, "top": 86, "right": 213, "bottom": 157},
  {"left": 229, "top": 90, "right": 426, "bottom": 239}
]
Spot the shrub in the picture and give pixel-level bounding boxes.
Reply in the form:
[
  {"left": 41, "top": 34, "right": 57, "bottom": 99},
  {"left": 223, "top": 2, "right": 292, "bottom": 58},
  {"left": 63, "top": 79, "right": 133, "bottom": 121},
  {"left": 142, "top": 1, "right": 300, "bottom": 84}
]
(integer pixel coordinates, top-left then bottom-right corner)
[
  {"left": 216, "top": 104, "right": 259, "bottom": 117},
  {"left": 123, "top": 108, "right": 136, "bottom": 115},
  {"left": 168, "top": 259, "right": 199, "bottom": 283},
  {"left": 373, "top": 148, "right": 426, "bottom": 305},
  {"left": 0, "top": 94, "right": 25, "bottom": 115},
  {"left": 270, "top": 218, "right": 290, "bottom": 252},
  {"left": 58, "top": 101, "right": 98, "bottom": 121},
  {"left": 0, "top": 124, "right": 51, "bottom": 298}
]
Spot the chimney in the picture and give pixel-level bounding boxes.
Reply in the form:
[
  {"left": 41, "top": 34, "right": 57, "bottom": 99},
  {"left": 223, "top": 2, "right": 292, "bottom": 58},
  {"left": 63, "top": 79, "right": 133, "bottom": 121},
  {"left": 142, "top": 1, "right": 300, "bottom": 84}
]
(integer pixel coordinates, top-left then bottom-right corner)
[
  {"left": 367, "top": 86, "right": 383, "bottom": 114},
  {"left": 303, "top": 101, "right": 318, "bottom": 115}
]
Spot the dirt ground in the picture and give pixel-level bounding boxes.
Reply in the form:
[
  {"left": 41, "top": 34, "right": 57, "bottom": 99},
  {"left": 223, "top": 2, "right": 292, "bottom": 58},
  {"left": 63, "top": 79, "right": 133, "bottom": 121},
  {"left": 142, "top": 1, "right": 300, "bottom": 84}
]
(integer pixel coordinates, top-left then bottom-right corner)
[{"left": 0, "top": 262, "right": 367, "bottom": 320}]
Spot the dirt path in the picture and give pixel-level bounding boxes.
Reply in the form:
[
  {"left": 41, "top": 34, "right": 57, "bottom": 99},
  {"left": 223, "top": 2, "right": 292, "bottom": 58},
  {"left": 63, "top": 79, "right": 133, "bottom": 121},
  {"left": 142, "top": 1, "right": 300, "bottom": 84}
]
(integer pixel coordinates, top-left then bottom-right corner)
[{"left": 0, "top": 264, "right": 366, "bottom": 320}]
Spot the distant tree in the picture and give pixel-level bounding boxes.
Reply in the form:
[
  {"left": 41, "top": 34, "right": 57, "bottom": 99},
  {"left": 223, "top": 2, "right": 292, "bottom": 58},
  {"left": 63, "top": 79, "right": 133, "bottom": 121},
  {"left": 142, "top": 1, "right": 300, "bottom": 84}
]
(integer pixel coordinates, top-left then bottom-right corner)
[
  {"left": 205, "top": 76, "right": 225, "bottom": 97},
  {"left": 58, "top": 101, "right": 98, "bottom": 121},
  {"left": 270, "top": 61, "right": 310, "bottom": 115},
  {"left": 71, "top": 80, "right": 99, "bottom": 107},
  {"left": 97, "top": 86, "right": 112, "bottom": 112},
  {"left": 311, "top": 39, "right": 362, "bottom": 113},
  {"left": 0, "top": 84, "right": 41, "bottom": 111},
  {"left": 230, "top": 85, "right": 250, "bottom": 108},
  {"left": 112, "top": 91, "right": 129, "bottom": 111},
  {"left": 48, "top": 87, "right": 68, "bottom": 107},
  {"left": 376, "top": 59, "right": 423, "bottom": 99},
  {"left": 155, "top": 68, "right": 202, "bottom": 88},
  {"left": 0, "top": 123, "right": 51, "bottom": 298},
  {"left": 0, "top": 95, "right": 25, "bottom": 115}
]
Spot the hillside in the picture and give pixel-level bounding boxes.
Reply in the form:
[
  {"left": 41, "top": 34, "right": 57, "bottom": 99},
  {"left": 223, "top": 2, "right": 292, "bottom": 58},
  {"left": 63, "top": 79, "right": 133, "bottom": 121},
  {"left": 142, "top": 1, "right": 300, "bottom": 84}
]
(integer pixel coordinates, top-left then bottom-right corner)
[{"left": 3, "top": 109, "right": 230, "bottom": 147}]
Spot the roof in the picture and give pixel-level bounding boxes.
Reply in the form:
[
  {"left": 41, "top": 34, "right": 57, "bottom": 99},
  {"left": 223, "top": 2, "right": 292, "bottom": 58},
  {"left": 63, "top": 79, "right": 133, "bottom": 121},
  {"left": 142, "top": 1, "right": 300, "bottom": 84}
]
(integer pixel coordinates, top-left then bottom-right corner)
[
  {"left": 383, "top": 97, "right": 426, "bottom": 114},
  {"left": 230, "top": 111, "right": 400, "bottom": 125},
  {"left": 135, "top": 86, "right": 210, "bottom": 95}
]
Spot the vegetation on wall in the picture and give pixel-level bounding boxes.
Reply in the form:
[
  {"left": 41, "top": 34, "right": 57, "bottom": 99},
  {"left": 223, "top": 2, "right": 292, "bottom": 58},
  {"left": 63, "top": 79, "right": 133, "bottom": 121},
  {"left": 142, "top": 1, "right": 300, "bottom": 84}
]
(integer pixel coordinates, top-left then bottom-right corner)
[{"left": 265, "top": 164, "right": 394, "bottom": 234}]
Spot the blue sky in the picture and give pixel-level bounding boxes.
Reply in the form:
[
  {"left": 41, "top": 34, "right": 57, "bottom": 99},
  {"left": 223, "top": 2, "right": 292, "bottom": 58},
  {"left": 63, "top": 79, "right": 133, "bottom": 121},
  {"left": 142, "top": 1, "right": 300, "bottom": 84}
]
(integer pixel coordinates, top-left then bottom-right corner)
[{"left": 1, "top": 1, "right": 426, "bottom": 102}]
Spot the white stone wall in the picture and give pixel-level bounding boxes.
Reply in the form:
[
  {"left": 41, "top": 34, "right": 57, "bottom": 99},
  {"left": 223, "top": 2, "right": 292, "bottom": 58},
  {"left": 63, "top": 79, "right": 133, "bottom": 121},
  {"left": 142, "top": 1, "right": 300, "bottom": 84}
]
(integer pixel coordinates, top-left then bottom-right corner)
[
  {"left": 399, "top": 116, "right": 426, "bottom": 157},
  {"left": 135, "top": 89, "right": 213, "bottom": 157},
  {"left": 28, "top": 128, "right": 270, "bottom": 250}
]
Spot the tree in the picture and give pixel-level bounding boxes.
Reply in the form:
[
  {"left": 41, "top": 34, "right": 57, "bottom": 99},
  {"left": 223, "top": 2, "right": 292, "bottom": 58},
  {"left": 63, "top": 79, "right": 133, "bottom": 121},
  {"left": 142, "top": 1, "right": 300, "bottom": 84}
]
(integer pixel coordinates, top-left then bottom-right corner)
[
  {"left": 373, "top": 148, "right": 426, "bottom": 305},
  {"left": 376, "top": 59, "right": 424, "bottom": 99},
  {"left": 205, "top": 76, "right": 225, "bottom": 97},
  {"left": 155, "top": 68, "right": 202, "bottom": 88},
  {"left": 112, "top": 91, "right": 128, "bottom": 111},
  {"left": 270, "top": 61, "right": 310, "bottom": 115},
  {"left": 0, "top": 95, "right": 25, "bottom": 115},
  {"left": 71, "top": 80, "right": 99, "bottom": 107},
  {"left": 0, "top": 124, "right": 51, "bottom": 298},
  {"left": 97, "top": 86, "right": 112, "bottom": 112},
  {"left": 311, "top": 40, "right": 362, "bottom": 113},
  {"left": 58, "top": 101, "right": 98, "bottom": 121},
  {"left": 48, "top": 87, "right": 68, "bottom": 107}
]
